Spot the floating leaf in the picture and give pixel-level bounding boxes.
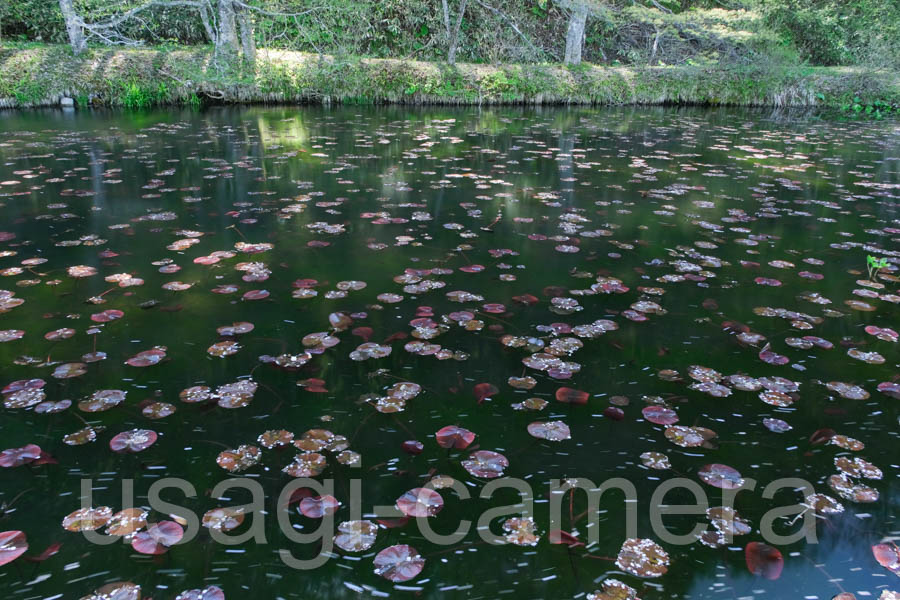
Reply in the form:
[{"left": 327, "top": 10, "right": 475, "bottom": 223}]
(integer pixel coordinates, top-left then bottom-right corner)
[
  {"left": 396, "top": 488, "right": 444, "bottom": 518},
  {"left": 835, "top": 456, "right": 882, "bottom": 480},
  {"left": 126, "top": 348, "right": 166, "bottom": 367},
  {"left": 62, "top": 506, "right": 113, "bottom": 532},
  {"left": 109, "top": 429, "right": 157, "bottom": 453},
  {"left": 202, "top": 508, "right": 245, "bottom": 532},
  {"left": 282, "top": 453, "right": 327, "bottom": 477},
  {"left": 0, "top": 444, "right": 41, "bottom": 467},
  {"left": 91, "top": 309, "right": 124, "bottom": 323},
  {"left": 615, "top": 538, "right": 669, "bottom": 578},
  {"left": 373, "top": 544, "right": 425, "bottom": 582},
  {"left": 758, "top": 344, "right": 789, "bottom": 365},
  {"left": 640, "top": 451, "right": 671, "bottom": 470},
  {"left": 587, "top": 579, "right": 639, "bottom": 600},
  {"left": 131, "top": 520, "right": 184, "bottom": 555},
  {"left": 80, "top": 582, "right": 142, "bottom": 600},
  {"left": 555, "top": 387, "right": 588, "bottom": 404},
  {"left": 872, "top": 543, "right": 900, "bottom": 576},
  {"left": 804, "top": 494, "right": 844, "bottom": 515},
  {"left": 107, "top": 508, "right": 149, "bottom": 536},
  {"left": 217, "top": 445, "right": 261, "bottom": 473},
  {"left": 527, "top": 421, "right": 571, "bottom": 441},
  {"left": 175, "top": 586, "right": 225, "bottom": 600},
  {"left": 461, "top": 450, "right": 509, "bottom": 479},
  {"left": 664, "top": 425, "right": 716, "bottom": 448},
  {"left": 334, "top": 520, "right": 378, "bottom": 552},
  {"left": 0, "top": 531, "right": 28, "bottom": 566},
  {"left": 299, "top": 496, "right": 340, "bottom": 518},
  {"left": 642, "top": 406, "right": 678, "bottom": 425},
  {"left": 435, "top": 425, "right": 476, "bottom": 449},
  {"left": 745, "top": 542, "right": 784, "bottom": 580},
  {"left": 502, "top": 517, "right": 540, "bottom": 546}
]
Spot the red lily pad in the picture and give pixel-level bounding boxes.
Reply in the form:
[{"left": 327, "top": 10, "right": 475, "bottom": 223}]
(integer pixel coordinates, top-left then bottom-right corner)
[
  {"left": 401, "top": 440, "right": 424, "bottom": 455},
  {"left": 175, "top": 586, "right": 225, "bottom": 600},
  {"left": 698, "top": 464, "right": 745, "bottom": 489},
  {"left": 396, "top": 488, "right": 444, "bottom": 517},
  {"left": 126, "top": 348, "right": 166, "bottom": 367},
  {"left": 745, "top": 541, "right": 783, "bottom": 580},
  {"left": 91, "top": 309, "right": 124, "bottom": 323},
  {"left": 527, "top": 421, "right": 571, "bottom": 441},
  {"left": 759, "top": 344, "right": 789, "bottom": 365},
  {"left": 109, "top": 429, "right": 158, "bottom": 453},
  {"left": 52, "top": 362, "right": 87, "bottom": 379},
  {"left": 762, "top": 418, "right": 792, "bottom": 433},
  {"left": 131, "top": 520, "right": 183, "bottom": 555},
  {"left": 0, "top": 444, "right": 42, "bottom": 467},
  {"left": 872, "top": 543, "right": 900, "bottom": 575},
  {"left": 242, "top": 289, "right": 269, "bottom": 300},
  {"left": 435, "top": 425, "right": 476, "bottom": 449},
  {"left": 865, "top": 325, "right": 898, "bottom": 343},
  {"left": 878, "top": 381, "right": 900, "bottom": 400},
  {"left": 461, "top": 450, "right": 509, "bottom": 478},
  {"left": 299, "top": 495, "right": 340, "bottom": 518},
  {"left": 334, "top": 520, "right": 378, "bottom": 552},
  {"left": 555, "top": 387, "right": 588, "bottom": 404},
  {"left": 642, "top": 406, "right": 678, "bottom": 425},
  {"left": 754, "top": 277, "right": 782, "bottom": 287},
  {"left": 603, "top": 406, "right": 625, "bottom": 420},
  {"left": 373, "top": 544, "right": 425, "bottom": 582},
  {"left": 0, "top": 531, "right": 28, "bottom": 566}
]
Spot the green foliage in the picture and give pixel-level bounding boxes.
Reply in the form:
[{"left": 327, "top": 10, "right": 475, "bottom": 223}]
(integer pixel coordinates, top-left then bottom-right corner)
[
  {"left": 2, "top": 0, "right": 895, "bottom": 70},
  {"left": 840, "top": 97, "right": 896, "bottom": 119},
  {"left": 589, "top": 6, "right": 799, "bottom": 67},
  {"left": 0, "top": 0, "right": 66, "bottom": 43},
  {"left": 759, "top": 0, "right": 900, "bottom": 69},
  {"left": 118, "top": 80, "right": 170, "bottom": 109},
  {"left": 3, "top": 43, "right": 896, "bottom": 110},
  {"left": 867, "top": 255, "right": 890, "bottom": 280},
  {"left": 0, "top": 0, "right": 207, "bottom": 44}
]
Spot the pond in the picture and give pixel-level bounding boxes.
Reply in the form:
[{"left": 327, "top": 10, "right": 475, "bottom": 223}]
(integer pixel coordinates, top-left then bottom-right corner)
[{"left": 0, "top": 106, "right": 897, "bottom": 600}]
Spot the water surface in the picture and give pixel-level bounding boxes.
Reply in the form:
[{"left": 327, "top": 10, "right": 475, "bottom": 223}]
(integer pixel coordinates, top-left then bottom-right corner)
[{"left": 0, "top": 106, "right": 898, "bottom": 600}]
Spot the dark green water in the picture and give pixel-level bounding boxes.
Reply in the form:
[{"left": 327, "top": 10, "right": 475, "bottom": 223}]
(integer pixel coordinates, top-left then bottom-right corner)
[{"left": 0, "top": 106, "right": 897, "bottom": 600}]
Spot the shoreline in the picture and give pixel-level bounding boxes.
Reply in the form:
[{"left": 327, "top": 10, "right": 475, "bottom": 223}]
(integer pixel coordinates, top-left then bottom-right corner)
[{"left": 1, "top": 44, "right": 898, "bottom": 110}]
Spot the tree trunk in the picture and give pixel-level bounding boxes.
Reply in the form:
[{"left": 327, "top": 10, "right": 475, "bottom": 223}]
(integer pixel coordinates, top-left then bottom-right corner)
[
  {"left": 217, "top": 0, "right": 240, "bottom": 56},
  {"left": 649, "top": 25, "right": 661, "bottom": 65},
  {"left": 59, "top": 0, "right": 86, "bottom": 55},
  {"left": 199, "top": 1, "right": 216, "bottom": 44},
  {"left": 441, "top": 0, "right": 451, "bottom": 38},
  {"left": 563, "top": 2, "right": 588, "bottom": 65},
  {"left": 236, "top": 5, "right": 255, "bottom": 64},
  {"left": 447, "top": 0, "right": 468, "bottom": 65}
]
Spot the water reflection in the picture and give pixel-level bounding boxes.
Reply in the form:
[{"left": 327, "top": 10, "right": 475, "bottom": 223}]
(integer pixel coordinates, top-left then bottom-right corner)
[{"left": 0, "top": 105, "right": 897, "bottom": 599}]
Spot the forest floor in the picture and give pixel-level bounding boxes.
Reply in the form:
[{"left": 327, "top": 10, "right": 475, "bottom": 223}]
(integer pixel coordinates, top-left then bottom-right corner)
[{"left": 1, "top": 43, "right": 898, "bottom": 110}]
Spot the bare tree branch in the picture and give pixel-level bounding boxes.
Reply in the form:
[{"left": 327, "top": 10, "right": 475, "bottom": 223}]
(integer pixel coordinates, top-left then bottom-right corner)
[
  {"left": 447, "top": 0, "right": 469, "bottom": 64},
  {"left": 473, "top": 0, "right": 551, "bottom": 61},
  {"left": 649, "top": 0, "right": 672, "bottom": 14},
  {"left": 81, "top": 0, "right": 206, "bottom": 31},
  {"left": 231, "top": 0, "right": 323, "bottom": 19}
]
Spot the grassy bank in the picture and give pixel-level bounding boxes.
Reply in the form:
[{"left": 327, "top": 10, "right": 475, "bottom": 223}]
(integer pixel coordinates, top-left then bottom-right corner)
[{"left": 1, "top": 43, "right": 898, "bottom": 110}]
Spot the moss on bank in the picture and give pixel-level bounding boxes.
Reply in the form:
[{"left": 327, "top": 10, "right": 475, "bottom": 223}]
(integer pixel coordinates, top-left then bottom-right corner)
[{"left": 1, "top": 43, "right": 898, "bottom": 110}]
